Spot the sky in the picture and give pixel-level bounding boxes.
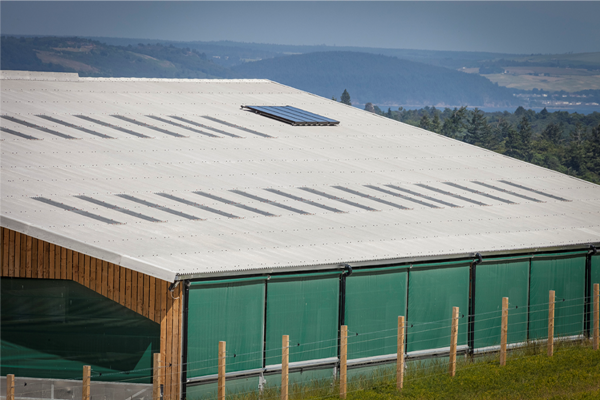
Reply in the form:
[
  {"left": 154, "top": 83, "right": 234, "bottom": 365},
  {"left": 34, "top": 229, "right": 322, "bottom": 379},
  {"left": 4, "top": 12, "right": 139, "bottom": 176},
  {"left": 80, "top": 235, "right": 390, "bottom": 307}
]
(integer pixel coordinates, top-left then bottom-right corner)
[{"left": 1, "top": 1, "right": 599, "bottom": 55}]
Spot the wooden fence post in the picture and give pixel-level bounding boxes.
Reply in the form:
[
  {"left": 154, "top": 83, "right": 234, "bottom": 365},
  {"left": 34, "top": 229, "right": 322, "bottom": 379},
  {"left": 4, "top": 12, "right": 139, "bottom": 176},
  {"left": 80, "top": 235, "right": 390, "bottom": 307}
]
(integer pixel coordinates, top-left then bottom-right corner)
[
  {"left": 218, "top": 341, "right": 226, "bottom": 401},
  {"left": 594, "top": 284, "right": 599, "bottom": 351},
  {"left": 548, "top": 290, "right": 555, "bottom": 357},
  {"left": 500, "top": 297, "right": 509, "bottom": 366},
  {"left": 6, "top": 374, "right": 14, "bottom": 401},
  {"left": 397, "top": 316, "right": 405, "bottom": 390},
  {"left": 281, "top": 335, "right": 289, "bottom": 401},
  {"left": 449, "top": 306, "right": 459, "bottom": 377},
  {"left": 340, "top": 325, "right": 348, "bottom": 399},
  {"left": 153, "top": 353, "right": 162, "bottom": 400},
  {"left": 82, "top": 366, "right": 91, "bottom": 401}
]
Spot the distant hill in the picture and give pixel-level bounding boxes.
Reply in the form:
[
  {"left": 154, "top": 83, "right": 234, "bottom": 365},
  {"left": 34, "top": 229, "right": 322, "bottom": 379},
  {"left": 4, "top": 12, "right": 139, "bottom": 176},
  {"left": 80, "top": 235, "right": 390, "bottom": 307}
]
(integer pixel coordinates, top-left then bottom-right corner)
[
  {"left": 233, "top": 51, "right": 518, "bottom": 107},
  {"left": 0, "top": 36, "right": 233, "bottom": 78}
]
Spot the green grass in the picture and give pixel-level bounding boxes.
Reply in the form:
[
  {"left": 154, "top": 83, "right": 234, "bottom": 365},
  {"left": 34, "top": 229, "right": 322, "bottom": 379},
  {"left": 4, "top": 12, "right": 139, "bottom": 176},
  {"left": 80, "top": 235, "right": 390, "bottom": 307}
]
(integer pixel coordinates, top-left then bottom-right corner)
[{"left": 233, "top": 340, "right": 599, "bottom": 400}]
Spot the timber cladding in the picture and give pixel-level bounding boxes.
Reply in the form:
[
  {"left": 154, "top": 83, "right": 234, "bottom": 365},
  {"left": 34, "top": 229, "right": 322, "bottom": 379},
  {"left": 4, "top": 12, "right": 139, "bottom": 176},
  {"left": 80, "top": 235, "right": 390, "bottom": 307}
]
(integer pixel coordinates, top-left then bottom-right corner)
[{"left": 0, "top": 227, "right": 182, "bottom": 400}]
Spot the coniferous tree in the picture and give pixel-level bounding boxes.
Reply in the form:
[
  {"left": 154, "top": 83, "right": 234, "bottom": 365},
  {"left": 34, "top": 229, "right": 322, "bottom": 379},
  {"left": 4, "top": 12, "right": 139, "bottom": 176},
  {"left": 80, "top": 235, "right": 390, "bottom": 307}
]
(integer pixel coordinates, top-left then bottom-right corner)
[
  {"left": 340, "top": 89, "right": 351, "bottom": 105},
  {"left": 465, "top": 108, "right": 493, "bottom": 148},
  {"left": 441, "top": 106, "right": 467, "bottom": 139},
  {"left": 419, "top": 114, "right": 431, "bottom": 130},
  {"left": 540, "top": 122, "right": 561, "bottom": 143},
  {"left": 431, "top": 112, "right": 442, "bottom": 134}
]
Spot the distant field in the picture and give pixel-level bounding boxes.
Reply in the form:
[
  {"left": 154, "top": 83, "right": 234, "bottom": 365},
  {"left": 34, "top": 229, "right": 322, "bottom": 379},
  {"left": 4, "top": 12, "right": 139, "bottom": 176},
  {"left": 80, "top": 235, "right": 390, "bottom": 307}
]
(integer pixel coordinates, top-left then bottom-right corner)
[
  {"left": 508, "top": 52, "right": 600, "bottom": 68},
  {"left": 483, "top": 72, "right": 599, "bottom": 92}
]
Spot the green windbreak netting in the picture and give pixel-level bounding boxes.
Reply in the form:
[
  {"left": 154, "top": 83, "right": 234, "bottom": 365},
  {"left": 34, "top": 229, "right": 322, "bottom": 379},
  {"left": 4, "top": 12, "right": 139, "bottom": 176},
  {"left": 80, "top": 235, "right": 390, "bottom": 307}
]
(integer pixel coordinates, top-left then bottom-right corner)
[
  {"left": 407, "top": 263, "right": 469, "bottom": 353},
  {"left": 345, "top": 269, "right": 407, "bottom": 359},
  {"left": 187, "top": 280, "right": 265, "bottom": 378},
  {"left": 265, "top": 275, "right": 339, "bottom": 366},
  {"left": 529, "top": 255, "right": 586, "bottom": 340},
  {"left": 474, "top": 260, "right": 529, "bottom": 348},
  {"left": 1, "top": 278, "right": 159, "bottom": 382}
]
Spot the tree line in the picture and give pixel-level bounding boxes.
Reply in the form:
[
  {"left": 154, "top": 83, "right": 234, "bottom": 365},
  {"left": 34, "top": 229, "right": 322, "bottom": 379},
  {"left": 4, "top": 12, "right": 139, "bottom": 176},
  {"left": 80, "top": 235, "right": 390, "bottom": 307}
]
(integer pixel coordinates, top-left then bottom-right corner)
[{"left": 341, "top": 91, "right": 600, "bottom": 184}]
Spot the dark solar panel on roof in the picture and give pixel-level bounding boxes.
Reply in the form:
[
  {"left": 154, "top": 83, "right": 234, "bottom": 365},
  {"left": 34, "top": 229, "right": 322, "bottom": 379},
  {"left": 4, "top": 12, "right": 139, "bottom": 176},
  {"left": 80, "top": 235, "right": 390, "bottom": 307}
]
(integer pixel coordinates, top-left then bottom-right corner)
[{"left": 243, "top": 106, "right": 339, "bottom": 126}]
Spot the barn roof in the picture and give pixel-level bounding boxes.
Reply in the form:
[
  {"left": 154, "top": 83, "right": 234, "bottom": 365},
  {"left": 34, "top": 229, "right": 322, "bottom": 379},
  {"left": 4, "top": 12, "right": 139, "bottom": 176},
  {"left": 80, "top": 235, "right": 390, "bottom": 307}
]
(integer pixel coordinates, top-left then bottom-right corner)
[{"left": 1, "top": 71, "right": 599, "bottom": 282}]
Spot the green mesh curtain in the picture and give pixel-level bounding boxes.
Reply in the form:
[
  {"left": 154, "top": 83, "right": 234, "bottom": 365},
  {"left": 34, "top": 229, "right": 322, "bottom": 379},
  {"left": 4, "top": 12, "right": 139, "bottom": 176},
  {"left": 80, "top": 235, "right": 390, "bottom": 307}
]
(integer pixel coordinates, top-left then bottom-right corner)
[
  {"left": 187, "top": 280, "right": 265, "bottom": 378},
  {"left": 473, "top": 259, "right": 530, "bottom": 348},
  {"left": 345, "top": 268, "right": 407, "bottom": 359},
  {"left": 407, "top": 262, "right": 470, "bottom": 353},
  {"left": 1, "top": 278, "right": 159, "bottom": 382},
  {"left": 265, "top": 274, "right": 339, "bottom": 366},
  {"left": 529, "top": 254, "right": 586, "bottom": 340}
]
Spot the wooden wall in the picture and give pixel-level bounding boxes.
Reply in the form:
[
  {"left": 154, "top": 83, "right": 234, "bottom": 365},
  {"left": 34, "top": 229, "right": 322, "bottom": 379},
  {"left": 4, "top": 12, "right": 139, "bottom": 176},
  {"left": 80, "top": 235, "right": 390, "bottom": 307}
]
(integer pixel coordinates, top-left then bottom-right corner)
[{"left": 0, "top": 227, "right": 182, "bottom": 400}]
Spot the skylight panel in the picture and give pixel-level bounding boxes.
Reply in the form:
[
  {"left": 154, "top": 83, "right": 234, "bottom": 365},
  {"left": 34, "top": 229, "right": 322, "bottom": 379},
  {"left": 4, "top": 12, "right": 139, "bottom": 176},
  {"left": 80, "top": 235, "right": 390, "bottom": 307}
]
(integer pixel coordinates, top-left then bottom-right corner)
[{"left": 242, "top": 106, "right": 339, "bottom": 126}]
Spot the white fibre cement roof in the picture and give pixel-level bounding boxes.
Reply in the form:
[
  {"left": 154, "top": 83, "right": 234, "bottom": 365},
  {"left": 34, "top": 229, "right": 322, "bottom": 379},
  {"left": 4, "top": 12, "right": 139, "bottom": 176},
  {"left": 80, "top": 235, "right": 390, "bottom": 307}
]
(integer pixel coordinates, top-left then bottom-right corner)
[{"left": 1, "top": 71, "right": 599, "bottom": 282}]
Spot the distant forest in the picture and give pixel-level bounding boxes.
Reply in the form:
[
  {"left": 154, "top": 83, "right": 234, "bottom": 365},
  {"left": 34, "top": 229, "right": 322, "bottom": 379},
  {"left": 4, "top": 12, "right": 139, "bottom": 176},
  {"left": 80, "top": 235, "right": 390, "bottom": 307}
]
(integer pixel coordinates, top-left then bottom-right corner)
[
  {"left": 360, "top": 97, "right": 600, "bottom": 183},
  {"left": 232, "top": 51, "right": 519, "bottom": 107},
  {"left": 0, "top": 36, "right": 234, "bottom": 78}
]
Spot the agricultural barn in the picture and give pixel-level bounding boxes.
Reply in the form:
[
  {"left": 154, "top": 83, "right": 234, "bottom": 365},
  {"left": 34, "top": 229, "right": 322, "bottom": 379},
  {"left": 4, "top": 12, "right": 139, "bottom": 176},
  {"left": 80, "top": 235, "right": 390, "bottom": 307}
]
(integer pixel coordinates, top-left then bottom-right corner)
[{"left": 0, "top": 71, "right": 599, "bottom": 399}]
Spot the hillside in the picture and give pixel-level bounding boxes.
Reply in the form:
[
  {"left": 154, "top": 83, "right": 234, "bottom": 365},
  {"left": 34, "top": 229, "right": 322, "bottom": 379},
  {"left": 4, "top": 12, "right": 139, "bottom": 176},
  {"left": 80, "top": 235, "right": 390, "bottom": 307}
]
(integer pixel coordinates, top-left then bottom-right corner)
[
  {"left": 233, "top": 51, "right": 519, "bottom": 107},
  {"left": 0, "top": 36, "right": 233, "bottom": 79}
]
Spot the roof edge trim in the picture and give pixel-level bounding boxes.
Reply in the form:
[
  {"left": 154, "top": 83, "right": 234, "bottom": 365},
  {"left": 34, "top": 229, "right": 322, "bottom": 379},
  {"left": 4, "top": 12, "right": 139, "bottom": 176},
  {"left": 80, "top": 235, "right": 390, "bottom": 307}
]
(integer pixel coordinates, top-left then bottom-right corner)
[
  {"left": 177, "top": 242, "right": 599, "bottom": 281},
  {"left": 0, "top": 216, "right": 177, "bottom": 283}
]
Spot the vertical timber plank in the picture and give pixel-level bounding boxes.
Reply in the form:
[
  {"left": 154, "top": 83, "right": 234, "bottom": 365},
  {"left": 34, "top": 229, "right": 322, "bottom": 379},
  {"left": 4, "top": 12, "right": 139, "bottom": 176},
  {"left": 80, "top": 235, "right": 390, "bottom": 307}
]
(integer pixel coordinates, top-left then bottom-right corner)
[
  {"left": 89, "top": 257, "right": 97, "bottom": 292},
  {"left": 113, "top": 264, "right": 120, "bottom": 303},
  {"left": 19, "top": 232, "right": 26, "bottom": 278},
  {"left": 43, "top": 241, "right": 49, "bottom": 279},
  {"left": 27, "top": 237, "right": 38, "bottom": 278},
  {"left": 126, "top": 268, "right": 133, "bottom": 310},
  {"left": 37, "top": 238, "right": 44, "bottom": 278},
  {"left": 155, "top": 279, "right": 163, "bottom": 324},
  {"left": 54, "top": 245, "right": 61, "bottom": 280},
  {"left": 60, "top": 246, "right": 66, "bottom": 280},
  {"left": 14, "top": 231, "right": 20, "bottom": 277},
  {"left": 149, "top": 276, "right": 156, "bottom": 322},
  {"left": 107, "top": 263, "right": 114, "bottom": 300},
  {"left": 49, "top": 243, "right": 55, "bottom": 279},
  {"left": 78, "top": 253, "right": 85, "bottom": 285},
  {"left": 144, "top": 274, "right": 150, "bottom": 318},
  {"left": 101, "top": 260, "right": 108, "bottom": 297},
  {"left": 67, "top": 249, "right": 73, "bottom": 281},
  {"left": 25, "top": 235, "right": 32, "bottom": 278},
  {"left": 172, "top": 286, "right": 180, "bottom": 398},
  {"left": 281, "top": 335, "right": 288, "bottom": 401},
  {"left": 31, "top": 237, "right": 38, "bottom": 278},
  {"left": 153, "top": 353, "right": 162, "bottom": 400},
  {"left": 8, "top": 230, "right": 15, "bottom": 277},
  {"left": 84, "top": 255, "right": 90, "bottom": 288},
  {"left": 131, "top": 270, "right": 138, "bottom": 313},
  {"left": 0, "top": 228, "right": 2, "bottom": 273},
  {"left": 165, "top": 283, "right": 173, "bottom": 400},
  {"left": 72, "top": 251, "right": 79, "bottom": 284},
  {"left": 137, "top": 272, "right": 144, "bottom": 315},
  {"left": 96, "top": 258, "right": 102, "bottom": 294},
  {"left": 120, "top": 266, "right": 126, "bottom": 307},
  {"left": 1, "top": 228, "right": 7, "bottom": 276}
]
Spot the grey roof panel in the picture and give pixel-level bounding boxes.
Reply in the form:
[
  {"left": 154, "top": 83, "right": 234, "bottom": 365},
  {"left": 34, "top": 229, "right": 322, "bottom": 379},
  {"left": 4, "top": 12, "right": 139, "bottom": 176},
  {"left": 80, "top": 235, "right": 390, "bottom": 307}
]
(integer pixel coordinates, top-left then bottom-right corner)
[{"left": 1, "top": 72, "right": 598, "bottom": 282}]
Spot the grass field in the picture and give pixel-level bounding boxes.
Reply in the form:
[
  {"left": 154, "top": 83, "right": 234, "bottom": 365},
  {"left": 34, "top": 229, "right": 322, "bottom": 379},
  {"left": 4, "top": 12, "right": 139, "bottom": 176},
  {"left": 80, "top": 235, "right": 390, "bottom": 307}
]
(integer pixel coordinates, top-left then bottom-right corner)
[
  {"left": 483, "top": 72, "right": 599, "bottom": 92},
  {"left": 234, "top": 340, "right": 600, "bottom": 400}
]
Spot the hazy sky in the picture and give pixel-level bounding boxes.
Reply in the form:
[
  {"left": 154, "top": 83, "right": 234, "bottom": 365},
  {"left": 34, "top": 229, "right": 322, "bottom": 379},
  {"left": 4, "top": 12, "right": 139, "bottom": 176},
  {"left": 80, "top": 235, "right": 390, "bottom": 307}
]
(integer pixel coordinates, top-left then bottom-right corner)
[{"left": 1, "top": 1, "right": 599, "bottom": 54}]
